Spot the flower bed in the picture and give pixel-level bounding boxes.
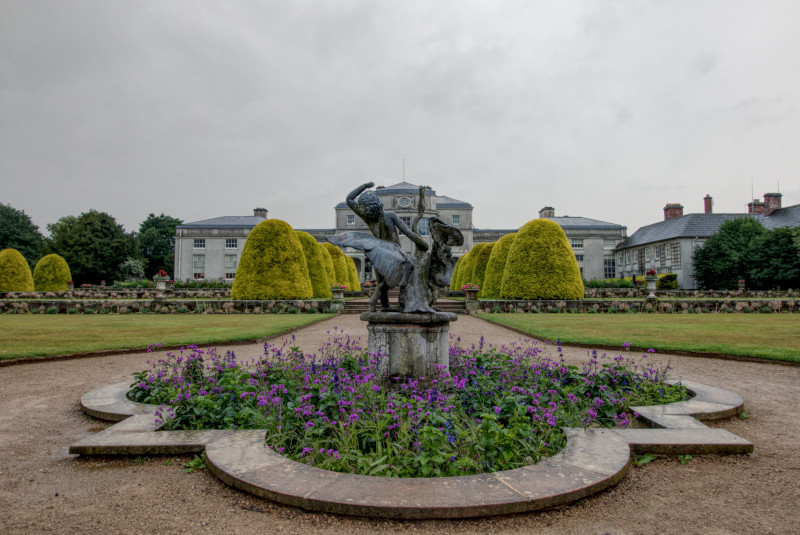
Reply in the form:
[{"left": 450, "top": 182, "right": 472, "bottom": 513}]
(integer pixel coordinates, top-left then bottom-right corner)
[{"left": 129, "top": 334, "right": 686, "bottom": 478}]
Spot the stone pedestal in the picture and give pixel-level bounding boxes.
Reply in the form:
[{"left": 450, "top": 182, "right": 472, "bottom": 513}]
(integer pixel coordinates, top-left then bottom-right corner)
[{"left": 361, "top": 311, "right": 457, "bottom": 379}]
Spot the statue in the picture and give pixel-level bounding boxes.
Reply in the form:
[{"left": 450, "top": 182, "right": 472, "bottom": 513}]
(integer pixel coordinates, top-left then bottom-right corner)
[{"left": 328, "top": 183, "right": 463, "bottom": 313}]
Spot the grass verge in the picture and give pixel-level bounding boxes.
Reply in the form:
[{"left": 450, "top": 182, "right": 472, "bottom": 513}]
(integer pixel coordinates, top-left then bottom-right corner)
[
  {"left": 477, "top": 313, "right": 800, "bottom": 363},
  {"left": 0, "top": 314, "right": 335, "bottom": 360}
]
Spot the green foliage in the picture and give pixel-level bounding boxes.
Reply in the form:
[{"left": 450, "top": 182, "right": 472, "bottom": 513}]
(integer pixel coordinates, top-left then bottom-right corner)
[
  {"left": 44, "top": 210, "right": 137, "bottom": 285},
  {"left": 0, "top": 248, "right": 35, "bottom": 291},
  {"left": 0, "top": 203, "right": 44, "bottom": 268},
  {"left": 693, "top": 218, "right": 767, "bottom": 290},
  {"left": 449, "top": 255, "right": 464, "bottom": 290},
  {"left": 584, "top": 278, "right": 634, "bottom": 289},
  {"left": 746, "top": 227, "right": 800, "bottom": 290},
  {"left": 295, "top": 231, "right": 332, "bottom": 298},
  {"left": 656, "top": 273, "right": 678, "bottom": 290},
  {"left": 321, "top": 243, "right": 351, "bottom": 289},
  {"left": 183, "top": 453, "right": 206, "bottom": 473},
  {"left": 138, "top": 213, "right": 182, "bottom": 278},
  {"left": 482, "top": 233, "right": 516, "bottom": 298},
  {"left": 452, "top": 250, "right": 472, "bottom": 291},
  {"left": 500, "top": 219, "right": 584, "bottom": 299},
  {"left": 319, "top": 244, "right": 337, "bottom": 288},
  {"left": 345, "top": 254, "right": 361, "bottom": 291},
  {"left": 473, "top": 242, "right": 495, "bottom": 297},
  {"left": 231, "top": 219, "right": 313, "bottom": 300},
  {"left": 459, "top": 243, "right": 488, "bottom": 288},
  {"left": 117, "top": 257, "right": 146, "bottom": 281},
  {"left": 33, "top": 254, "right": 72, "bottom": 292}
]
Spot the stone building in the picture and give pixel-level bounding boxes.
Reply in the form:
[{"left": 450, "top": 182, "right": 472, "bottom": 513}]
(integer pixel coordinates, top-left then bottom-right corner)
[{"left": 614, "top": 193, "right": 800, "bottom": 289}]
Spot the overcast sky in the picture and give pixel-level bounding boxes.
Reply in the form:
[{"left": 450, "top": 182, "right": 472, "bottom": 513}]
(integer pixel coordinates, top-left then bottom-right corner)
[{"left": 2, "top": 1, "right": 799, "bottom": 238}]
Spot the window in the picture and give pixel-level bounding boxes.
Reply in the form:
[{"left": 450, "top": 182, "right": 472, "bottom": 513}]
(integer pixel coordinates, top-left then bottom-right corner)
[
  {"left": 192, "top": 254, "right": 205, "bottom": 279},
  {"left": 579, "top": 267, "right": 584, "bottom": 276},
  {"left": 645, "top": 247, "right": 651, "bottom": 261},
  {"left": 571, "top": 239, "right": 583, "bottom": 249},
  {"left": 225, "top": 238, "right": 237, "bottom": 249},
  {"left": 418, "top": 218, "right": 429, "bottom": 236},
  {"left": 452, "top": 215, "right": 460, "bottom": 226},
  {"left": 400, "top": 216, "right": 412, "bottom": 227},
  {"left": 654, "top": 245, "right": 663, "bottom": 262},
  {"left": 636, "top": 248, "right": 645, "bottom": 267},
  {"left": 575, "top": 254, "right": 584, "bottom": 262},
  {"left": 225, "top": 254, "right": 237, "bottom": 279},
  {"left": 604, "top": 239, "right": 617, "bottom": 249},
  {"left": 604, "top": 257, "right": 616, "bottom": 279},
  {"left": 346, "top": 214, "right": 355, "bottom": 226},
  {"left": 670, "top": 243, "right": 681, "bottom": 263},
  {"left": 193, "top": 239, "right": 205, "bottom": 249}
]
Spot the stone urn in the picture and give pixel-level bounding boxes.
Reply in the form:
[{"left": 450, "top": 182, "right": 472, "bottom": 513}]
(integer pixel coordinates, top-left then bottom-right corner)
[
  {"left": 155, "top": 280, "right": 167, "bottom": 291},
  {"left": 645, "top": 278, "right": 658, "bottom": 299},
  {"left": 67, "top": 282, "right": 74, "bottom": 291},
  {"left": 331, "top": 288, "right": 345, "bottom": 300},
  {"left": 463, "top": 288, "right": 479, "bottom": 301}
]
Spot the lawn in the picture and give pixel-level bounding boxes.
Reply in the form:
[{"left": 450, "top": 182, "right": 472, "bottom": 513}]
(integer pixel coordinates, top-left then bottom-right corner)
[
  {"left": 0, "top": 314, "right": 334, "bottom": 360},
  {"left": 478, "top": 313, "right": 800, "bottom": 363}
]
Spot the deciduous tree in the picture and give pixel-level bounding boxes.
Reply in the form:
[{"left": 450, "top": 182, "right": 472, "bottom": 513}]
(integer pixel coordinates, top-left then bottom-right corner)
[{"left": 0, "top": 203, "right": 44, "bottom": 267}]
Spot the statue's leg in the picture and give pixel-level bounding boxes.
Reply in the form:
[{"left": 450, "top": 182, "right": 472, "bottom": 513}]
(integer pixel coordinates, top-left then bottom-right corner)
[
  {"left": 379, "top": 282, "right": 391, "bottom": 310},
  {"left": 369, "top": 286, "right": 380, "bottom": 312}
]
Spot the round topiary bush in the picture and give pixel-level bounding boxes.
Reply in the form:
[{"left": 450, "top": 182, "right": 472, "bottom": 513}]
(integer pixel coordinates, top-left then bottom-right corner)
[
  {"left": 500, "top": 219, "right": 584, "bottom": 299},
  {"left": 0, "top": 248, "right": 35, "bottom": 292},
  {"left": 345, "top": 255, "right": 360, "bottom": 291},
  {"left": 231, "top": 220, "right": 313, "bottom": 300},
  {"left": 472, "top": 242, "right": 494, "bottom": 297},
  {"left": 33, "top": 253, "right": 72, "bottom": 292},
  {"left": 482, "top": 233, "right": 516, "bottom": 298},
  {"left": 319, "top": 245, "right": 337, "bottom": 288},
  {"left": 295, "top": 231, "right": 332, "bottom": 298},
  {"left": 321, "top": 243, "right": 350, "bottom": 289}
]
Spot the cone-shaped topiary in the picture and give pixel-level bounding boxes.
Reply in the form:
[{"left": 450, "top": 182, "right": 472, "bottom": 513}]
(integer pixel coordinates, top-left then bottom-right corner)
[
  {"left": 500, "top": 219, "right": 584, "bottom": 299},
  {"left": 473, "top": 242, "right": 495, "bottom": 297},
  {"left": 450, "top": 255, "right": 464, "bottom": 290},
  {"left": 321, "top": 243, "right": 350, "bottom": 288},
  {"left": 452, "top": 249, "right": 472, "bottom": 291},
  {"left": 33, "top": 253, "right": 72, "bottom": 292},
  {"left": 345, "top": 255, "right": 360, "bottom": 291},
  {"left": 481, "top": 233, "right": 516, "bottom": 298},
  {"left": 458, "top": 243, "right": 488, "bottom": 288},
  {"left": 231, "top": 220, "right": 313, "bottom": 300},
  {"left": 295, "top": 231, "right": 332, "bottom": 298},
  {"left": 0, "top": 248, "right": 35, "bottom": 292},
  {"left": 319, "top": 244, "right": 337, "bottom": 288}
]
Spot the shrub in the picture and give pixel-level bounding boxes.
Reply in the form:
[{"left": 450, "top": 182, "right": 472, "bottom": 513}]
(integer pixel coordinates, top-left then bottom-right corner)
[
  {"left": 500, "top": 219, "right": 584, "bottom": 299},
  {"left": 449, "top": 255, "right": 464, "bottom": 290},
  {"left": 321, "top": 243, "right": 351, "bottom": 290},
  {"left": 231, "top": 220, "right": 313, "bottom": 300},
  {"left": 458, "top": 243, "right": 488, "bottom": 289},
  {"left": 656, "top": 273, "right": 678, "bottom": 290},
  {"left": 319, "top": 245, "right": 337, "bottom": 290},
  {"left": 345, "top": 255, "right": 361, "bottom": 291},
  {"left": 66, "top": 307, "right": 77, "bottom": 314},
  {"left": 0, "top": 248, "right": 34, "bottom": 292},
  {"left": 46, "top": 306, "right": 59, "bottom": 314},
  {"left": 472, "top": 242, "right": 495, "bottom": 297},
  {"left": 482, "top": 233, "right": 516, "bottom": 298},
  {"left": 33, "top": 253, "right": 72, "bottom": 292},
  {"left": 295, "top": 231, "right": 332, "bottom": 298}
]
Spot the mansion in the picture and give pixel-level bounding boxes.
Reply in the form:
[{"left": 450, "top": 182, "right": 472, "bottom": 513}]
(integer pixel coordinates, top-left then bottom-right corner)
[{"left": 174, "top": 182, "right": 627, "bottom": 284}]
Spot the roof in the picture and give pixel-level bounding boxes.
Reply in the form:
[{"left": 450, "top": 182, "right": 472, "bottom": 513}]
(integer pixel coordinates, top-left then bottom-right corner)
[
  {"left": 544, "top": 216, "right": 626, "bottom": 230},
  {"left": 435, "top": 195, "right": 472, "bottom": 208},
  {"left": 375, "top": 182, "right": 437, "bottom": 196},
  {"left": 176, "top": 216, "right": 266, "bottom": 229},
  {"left": 617, "top": 205, "right": 800, "bottom": 249}
]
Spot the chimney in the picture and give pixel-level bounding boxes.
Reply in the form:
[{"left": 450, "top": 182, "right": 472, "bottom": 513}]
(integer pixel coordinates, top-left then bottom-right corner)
[
  {"left": 538, "top": 206, "right": 555, "bottom": 218},
  {"left": 704, "top": 195, "right": 713, "bottom": 214},
  {"left": 253, "top": 207, "right": 268, "bottom": 218},
  {"left": 764, "top": 193, "right": 782, "bottom": 215},
  {"left": 663, "top": 203, "right": 684, "bottom": 221}
]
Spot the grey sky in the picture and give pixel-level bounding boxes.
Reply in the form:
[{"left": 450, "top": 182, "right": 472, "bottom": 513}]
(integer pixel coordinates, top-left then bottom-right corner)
[{"left": 2, "top": 1, "right": 798, "bottom": 237}]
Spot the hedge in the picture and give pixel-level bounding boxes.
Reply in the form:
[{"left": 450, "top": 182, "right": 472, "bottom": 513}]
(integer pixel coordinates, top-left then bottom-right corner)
[
  {"left": 449, "top": 255, "right": 465, "bottom": 291},
  {"left": 458, "top": 243, "right": 488, "bottom": 289},
  {"left": 500, "top": 219, "right": 584, "bottom": 299},
  {"left": 481, "top": 233, "right": 516, "bottom": 298},
  {"left": 295, "top": 231, "right": 332, "bottom": 298},
  {"left": 33, "top": 254, "right": 72, "bottom": 292},
  {"left": 231, "top": 220, "right": 313, "bottom": 300},
  {"left": 345, "top": 254, "right": 361, "bottom": 291},
  {"left": 473, "top": 242, "right": 495, "bottom": 297},
  {"left": 319, "top": 245, "right": 337, "bottom": 288},
  {"left": 321, "top": 243, "right": 351, "bottom": 289},
  {"left": 0, "top": 248, "right": 35, "bottom": 292}
]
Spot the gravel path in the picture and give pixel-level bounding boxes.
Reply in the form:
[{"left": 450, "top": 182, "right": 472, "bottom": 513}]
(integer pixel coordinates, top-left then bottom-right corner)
[{"left": 1, "top": 314, "right": 798, "bottom": 534}]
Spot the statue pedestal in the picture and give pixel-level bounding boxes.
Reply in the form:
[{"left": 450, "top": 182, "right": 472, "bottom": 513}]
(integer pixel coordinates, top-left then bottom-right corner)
[{"left": 361, "top": 311, "right": 457, "bottom": 379}]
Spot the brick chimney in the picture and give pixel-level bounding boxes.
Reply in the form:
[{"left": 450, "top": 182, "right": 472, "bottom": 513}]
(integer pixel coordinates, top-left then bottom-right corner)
[
  {"left": 764, "top": 193, "right": 782, "bottom": 215},
  {"left": 253, "top": 207, "right": 268, "bottom": 218},
  {"left": 704, "top": 195, "right": 713, "bottom": 214},
  {"left": 663, "top": 203, "right": 684, "bottom": 221},
  {"left": 747, "top": 199, "right": 765, "bottom": 214},
  {"left": 538, "top": 206, "right": 555, "bottom": 218}
]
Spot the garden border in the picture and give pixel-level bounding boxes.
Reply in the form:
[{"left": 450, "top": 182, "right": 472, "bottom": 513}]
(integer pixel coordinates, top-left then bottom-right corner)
[{"left": 70, "top": 379, "right": 752, "bottom": 519}]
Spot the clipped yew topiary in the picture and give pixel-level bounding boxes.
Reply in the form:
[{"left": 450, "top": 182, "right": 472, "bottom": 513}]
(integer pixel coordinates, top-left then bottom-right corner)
[
  {"left": 459, "top": 243, "right": 488, "bottom": 288},
  {"left": 321, "top": 243, "right": 350, "bottom": 288},
  {"left": 500, "top": 219, "right": 584, "bottom": 299},
  {"left": 295, "top": 231, "right": 332, "bottom": 298},
  {"left": 319, "top": 244, "right": 337, "bottom": 288},
  {"left": 33, "top": 253, "right": 72, "bottom": 292},
  {"left": 482, "top": 233, "right": 516, "bottom": 298},
  {"left": 449, "top": 255, "right": 464, "bottom": 290},
  {"left": 345, "top": 255, "right": 360, "bottom": 291},
  {"left": 472, "top": 242, "right": 495, "bottom": 297},
  {"left": 231, "top": 220, "right": 313, "bottom": 300},
  {"left": 0, "top": 248, "right": 35, "bottom": 292}
]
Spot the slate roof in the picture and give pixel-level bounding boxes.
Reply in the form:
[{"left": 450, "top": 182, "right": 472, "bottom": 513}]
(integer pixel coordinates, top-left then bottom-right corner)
[
  {"left": 617, "top": 204, "right": 800, "bottom": 249},
  {"left": 435, "top": 195, "right": 472, "bottom": 208},
  {"left": 375, "top": 182, "right": 437, "bottom": 196},
  {"left": 176, "top": 216, "right": 266, "bottom": 229},
  {"left": 545, "top": 216, "right": 626, "bottom": 230}
]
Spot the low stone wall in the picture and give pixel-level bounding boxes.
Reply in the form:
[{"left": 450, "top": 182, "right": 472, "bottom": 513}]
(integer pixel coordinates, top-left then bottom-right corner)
[
  {"left": 0, "top": 289, "right": 231, "bottom": 300},
  {"left": 0, "top": 299, "right": 335, "bottom": 315},
  {"left": 470, "top": 298, "right": 799, "bottom": 314},
  {"left": 584, "top": 288, "right": 800, "bottom": 299}
]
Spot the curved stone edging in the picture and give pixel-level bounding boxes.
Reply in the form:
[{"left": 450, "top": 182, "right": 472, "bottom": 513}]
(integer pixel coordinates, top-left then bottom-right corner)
[{"left": 69, "top": 380, "right": 753, "bottom": 518}]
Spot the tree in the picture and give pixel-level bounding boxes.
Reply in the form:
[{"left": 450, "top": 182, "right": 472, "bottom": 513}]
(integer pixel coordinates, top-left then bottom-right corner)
[
  {"left": 693, "top": 218, "right": 767, "bottom": 290},
  {"left": 746, "top": 227, "right": 800, "bottom": 290},
  {"left": 482, "top": 233, "right": 516, "bottom": 298},
  {"left": 500, "top": 219, "right": 584, "bottom": 299},
  {"left": 138, "top": 213, "right": 182, "bottom": 278},
  {"left": 0, "top": 248, "right": 35, "bottom": 292},
  {"left": 33, "top": 254, "right": 72, "bottom": 292},
  {"left": 231, "top": 220, "right": 313, "bottom": 300},
  {"left": 0, "top": 203, "right": 44, "bottom": 268},
  {"left": 295, "top": 231, "right": 332, "bottom": 298},
  {"left": 118, "top": 257, "right": 147, "bottom": 281},
  {"left": 44, "top": 210, "right": 137, "bottom": 285}
]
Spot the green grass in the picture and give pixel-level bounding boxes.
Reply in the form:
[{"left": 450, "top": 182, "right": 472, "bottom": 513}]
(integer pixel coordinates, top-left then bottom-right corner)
[
  {"left": 0, "top": 314, "right": 334, "bottom": 360},
  {"left": 478, "top": 313, "right": 800, "bottom": 363}
]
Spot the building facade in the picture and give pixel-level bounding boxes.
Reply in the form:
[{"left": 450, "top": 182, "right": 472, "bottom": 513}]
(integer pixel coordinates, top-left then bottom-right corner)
[{"left": 615, "top": 193, "right": 800, "bottom": 289}]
